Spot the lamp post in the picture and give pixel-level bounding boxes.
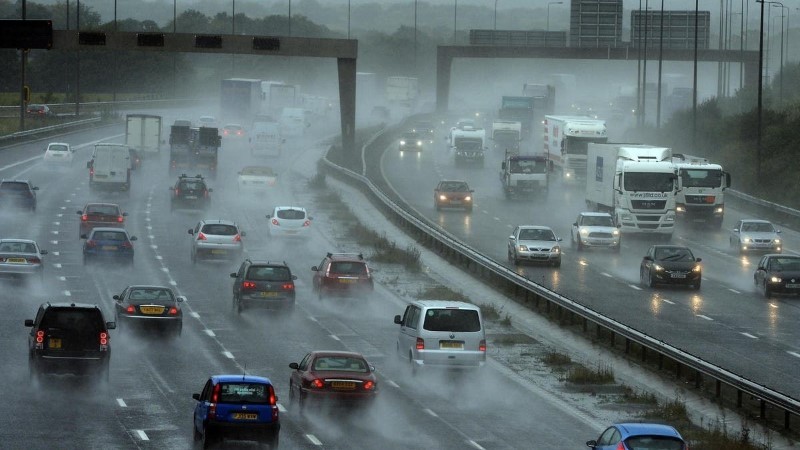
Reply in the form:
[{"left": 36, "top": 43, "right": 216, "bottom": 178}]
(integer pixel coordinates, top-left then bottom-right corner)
[
  {"left": 288, "top": 0, "right": 292, "bottom": 36},
  {"left": 414, "top": 0, "right": 418, "bottom": 75},
  {"left": 348, "top": 0, "right": 351, "bottom": 39},
  {"left": 642, "top": 0, "right": 649, "bottom": 127},
  {"left": 232, "top": 0, "right": 235, "bottom": 34},
  {"left": 756, "top": 0, "right": 765, "bottom": 183},
  {"left": 656, "top": 0, "right": 664, "bottom": 128},
  {"left": 453, "top": 0, "right": 457, "bottom": 44},
  {"left": 772, "top": 4, "right": 786, "bottom": 104},
  {"left": 692, "top": 0, "right": 698, "bottom": 150},
  {"left": 494, "top": 0, "right": 498, "bottom": 31},
  {"left": 546, "top": 1, "right": 563, "bottom": 48}
]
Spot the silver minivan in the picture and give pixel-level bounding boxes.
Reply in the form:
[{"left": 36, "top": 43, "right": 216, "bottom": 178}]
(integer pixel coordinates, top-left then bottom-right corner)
[{"left": 394, "top": 300, "right": 486, "bottom": 372}]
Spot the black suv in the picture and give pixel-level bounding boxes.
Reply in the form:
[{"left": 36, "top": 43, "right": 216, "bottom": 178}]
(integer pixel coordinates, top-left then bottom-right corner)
[
  {"left": 231, "top": 259, "right": 297, "bottom": 313},
  {"left": 170, "top": 174, "right": 212, "bottom": 211},
  {"left": 0, "top": 180, "right": 38, "bottom": 212},
  {"left": 25, "top": 302, "right": 116, "bottom": 382}
]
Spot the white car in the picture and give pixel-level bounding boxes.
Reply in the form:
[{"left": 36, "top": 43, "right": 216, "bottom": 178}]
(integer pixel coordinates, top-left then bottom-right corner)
[
  {"left": 237, "top": 166, "right": 277, "bottom": 193},
  {"left": 508, "top": 225, "right": 562, "bottom": 267},
  {"left": 730, "top": 219, "right": 782, "bottom": 254},
  {"left": 266, "top": 206, "right": 312, "bottom": 237},
  {"left": 571, "top": 212, "right": 620, "bottom": 252},
  {"left": 42, "top": 142, "right": 74, "bottom": 166},
  {"left": 198, "top": 115, "right": 217, "bottom": 128}
]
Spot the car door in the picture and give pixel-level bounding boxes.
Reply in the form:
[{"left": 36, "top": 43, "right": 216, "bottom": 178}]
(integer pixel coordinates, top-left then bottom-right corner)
[
  {"left": 732, "top": 220, "right": 743, "bottom": 244},
  {"left": 755, "top": 256, "right": 768, "bottom": 287},
  {"left": 398, "top": 305, "right": 421, "bottom": 356},
  {"left": 313, "top": 257, "right": 328, "bottom": 290},
  {"left": 114, "top": 287, "right": 129, "bottom": 317},
  {"left": 232, "top": 261, "right": 247, "bottom": 298},
  {"left": 194, "top": 379, "right": 212, "bottom": 431},
  {"left": 291, "top": 353, "right": 312, "bottom": 394}
]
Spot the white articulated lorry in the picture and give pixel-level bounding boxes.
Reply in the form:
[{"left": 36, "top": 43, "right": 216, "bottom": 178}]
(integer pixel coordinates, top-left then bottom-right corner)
[
  {"left": 672, "top": 154, "right": 731, "bottom": 228},
  {"left": 586, "top": 143, "right": 677, "bottom": 238},
  {"left": 125, "top": 114, "right": 162, "bottom": 159},
  {"left": 543, "top": 115, "right": 608, "bottom": 184}
]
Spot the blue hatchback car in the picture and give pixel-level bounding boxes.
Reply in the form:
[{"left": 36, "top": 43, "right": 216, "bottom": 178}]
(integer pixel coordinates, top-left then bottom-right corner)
[
  {"left": 587, "top": 423, "right": 688, "bottom": 450},
  {"left": 81, "top": 227, "right": 137, "bottom": 266},
  {"left": 192, "top": 375, "right": 280, "bottom": 449}
]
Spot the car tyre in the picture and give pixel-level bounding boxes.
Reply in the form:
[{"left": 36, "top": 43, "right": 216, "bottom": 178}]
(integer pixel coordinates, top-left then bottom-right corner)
[
  {"left": 576, "top": 239, "right": 584, "bottom": 252},
  {"left": 763, "top": 280, "right": 772, "bottom": 298},
  {"left": 201, "top": 427, "right": 216, "bottom": 450},
  {"left": 693, "top": 279, "right": 701, "bottom": 290},
  {"left": 409, "top": 351, "right": 418, "bottom": 376},
  {"left": 647, "top": 270, "right": 656, "bottom": 288},
  {"left": 613, "top": 244, "right": 621, "bottom": 253},
  {"left": 553, "top": 259, "right": 561, "bottom": 268}
]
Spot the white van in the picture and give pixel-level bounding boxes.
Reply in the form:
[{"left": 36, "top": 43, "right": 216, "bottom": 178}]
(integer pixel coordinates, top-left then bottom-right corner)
[
  {"left": 279, "top": 108, "right": 308, "bottom": 137},
  {"left": 250, "top": 121, "right": 284, "bottom": 157},
  {"left": 88, "top": 144, "right": 131, "bottom": 193},
  {"left": 394, "top": 300, "right": 486, "bottom": 372}
]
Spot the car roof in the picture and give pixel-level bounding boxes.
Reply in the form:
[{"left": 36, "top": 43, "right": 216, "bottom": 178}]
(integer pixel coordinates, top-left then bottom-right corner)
[
  {"left": 1, "top": 179, "right": 32, "bottom": 184},
  {"left": 212, "top": 374, "right": 273, "bottom": 385},
  {"left": 412, "top": 300, "right": 479, "bottom": 310},
  {"left": 274, "top": 206, "right": 307, "bottom": 211},
  {"left": 615, "top": 423, "right": 682, "bottom": 438},
  {"left": 741, "top": 219, "right": 771, "bottom": 224},
  {"left": 438, "top": 179, "right": 468, "bottom": 184},
  {"left": 90, "top": 227, "right": 129, "bottom": 233},
  {"left": 650, "top": 245, "right": 691, "bottom": 250},
  {"left": 309, "top": 350, "right": 367, "bottom": 359},
  {"left": 40, "top": 302, "right": 101, "bottom": 310},
  {"left": 224, "top": 123, "right": 242, "bottom": 128},
  {"left": 0, "top": 238, "right": 37, "bottom": 244},
  {"left": 125, "top": 285, "right": 174, "bottom": 290},
  {"left": 518, "top": 225, "right": 553, "bottom": 230},
  {"left": 765, "top": 253, "right": 800, "bottom": 259},
  {"left": 47, "top": 142, "right": 70, "bottom": 146},
  {"left": 85, "top": 202, "right": 120, "bottom": 207},
  {"left": 246, "top": 259, "right": 289, "bottom": 267},
  {"left": 200, "top": 219, "right": 237, "bottom": 226}
]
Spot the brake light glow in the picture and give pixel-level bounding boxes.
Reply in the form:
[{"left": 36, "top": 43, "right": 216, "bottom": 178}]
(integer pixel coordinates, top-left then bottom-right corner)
[
  {"left": 209, "top": 383, "right": 220, "bottom": 419},
  {"left": 303, "top": 220, "right": 311, "bottom": 227},
  {"left": 416, "top": 337, "right": 425, "bottom": 350},
  {"left": 85, "top": 240, "right": 97, "bottom": 248},
  {"left": 310, "top": 379, "right": 324, "bottom": 389},
  {"left": 26, "top": 257, "right": 41, "bottom": 264},
  {"left": 616, "top": 443, "right": 625, "bottom": 450},
  {"left": 479, "top": 339, "right": 487, "bottom": 352},
  {"left": 81, "top": 214, "right": 88, "bottom": 221},
  {"left": 175, "top": 188, "right": 180, "bottom": 196},
  {"left": 211, "top": 383, "right": 220, "bottom": 403},
  {"left": 126, "top": 305, "right": 135, "bottom": 313},
  {"left": 268, "top": 385, "right": 277, "bottom": 405},
  {"left": 243, "top": 281, "right": 256, "bottom": 289},
  {"left": 271, "top": 218, "right": 279, "bottom": 226},
  {"left": 233, "top": 234, "right": 241, "bottom": 242},
  {"left": 36, "top": 330, "right": 45, "bottom": 345},
  {"left": 197, "top": 232, "right": 207, "bottom": 241},
  {"left": 168, "top": 306, "right": 179, "bottom": 315},
  {"left": 122, "top": 241, "right": 133, "bottom": 249},
  {"left": 99, "top": 331, "right": 108, "bottom": 346},
  {"left": 282, "top": 283, "right": 294, "bottom": 290},
  {"left": 117, "top": 216, "right": 124, "bottom": 223},
  {"left": 203, "top": 190, "right": 209, "bottom": 199},
  {"left": 363, "top": 380, "right": 375, "bottom": 390}
]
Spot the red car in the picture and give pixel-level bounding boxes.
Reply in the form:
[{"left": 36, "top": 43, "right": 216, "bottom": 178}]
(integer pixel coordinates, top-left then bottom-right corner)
[
  {"left": 311, "top": 252, "right": 374, "bottom": 299},
  {"left": 288, "top": 351, "right": 377, "bottom": 411},
  {"left": 77, "top": 202, "right": 127, "bottom": 238}
]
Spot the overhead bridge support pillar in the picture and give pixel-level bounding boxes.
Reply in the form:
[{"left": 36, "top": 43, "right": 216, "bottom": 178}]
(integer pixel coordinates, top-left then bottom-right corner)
[{"left": 337, "top": 57, "right": 356, "bottom": 157}]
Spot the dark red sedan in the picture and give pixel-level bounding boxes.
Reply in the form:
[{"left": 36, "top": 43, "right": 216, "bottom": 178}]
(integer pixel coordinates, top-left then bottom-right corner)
[{"left": 288, "top": 351, "right": 377, "bottom": 411}]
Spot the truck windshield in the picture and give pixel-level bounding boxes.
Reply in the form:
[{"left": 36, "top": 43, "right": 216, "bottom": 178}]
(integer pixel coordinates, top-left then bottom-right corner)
[
  {"left": 454, "top": 138, "right": 482, "bottom": 150},
  {"left": 510, "top": 159, "right": 547, "bottom": 174},
  {"left": 564, "top": 136, "right": 608, "bottom": 156},
  {"left": 494, "top": 130, "right": 519, "bottom": 141},
  {"left": 679, "top": 168, "right": 722, "bottom": 188},
  {"left": 624, "top": 172, "right": 674, "bottom": 192}
]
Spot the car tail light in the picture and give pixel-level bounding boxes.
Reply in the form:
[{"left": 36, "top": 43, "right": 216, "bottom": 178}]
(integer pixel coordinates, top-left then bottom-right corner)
[
  {"left": 117, "top": 215, "right": 124, "bottom": 223},
  {"left": 303, "top": 220, "right": 311, "bottom": 227},
  {"left": 282, "top": 283, "right": 294, "bottom": 291},
  {"left": 363, "top": 380, "right": 375, "bottom": 390},
  {"left": 479, "top": 339, "right": 487, "bottom": 352},
  {"left": 89, "top": 167, "right": 94, "bottom": 177},
  {"left": 197, "top": 232, "right": 207, "bottom": 241},
  {"left": 85, "top": 240, "right": 97, "bottom": 248},
  {"left": 310, "top": 379, "right": 324, "bottom": 389},
  {"left": 237, "top": 130, "right": 243, "bottom": 136},
  {"left": 271, "top": 218, "right": 279, "bottom": 226},
  {"left": 268, "top": 385, "right": 277, "bottom": 405},
  {"left": 122, "top": 241, "right": 133, "bottom": 249},
  {"left": 81, "top": 214, "right": 88, "bottom": 221},
  {"left": 99, "top": 331, "right": 108, "bottom": 347},
  {"left": 126, "top": 305, "right": 135, "bottom": 313},
  {"left": 233, "top": 234, "right": 241, "bottom": 242},
  {"left": 243, "top": 281, "right": 256, "bottom": 289},
  {"left": 616, "top": 443, "right": 626, "bottom": 450},
  {"left": 168, "top": 306, "right": 179, "bottom": 315},
  {"left": 223, "top": 130, "right": 229, "bottom": 135},
  {"left": 416, "top": 338, "right": 425, "bottom": 350},
  {"left": 35, "top": 330, "right": 45, "bottom": 348},
  {"left": 26, "top": 257, "right": 41, "bottom": 264},
  {"left": 211, "top": 383, "right": 220, "bottom": 403},
  {"left": 203, "top": 190, "right": 209, "bottom": 198},
  {"left": 209, "top": 383, "right": 220, "bottom": 419}
]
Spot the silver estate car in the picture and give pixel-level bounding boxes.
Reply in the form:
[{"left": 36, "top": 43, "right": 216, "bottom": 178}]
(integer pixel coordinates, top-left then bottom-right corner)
[
  {"left": 508, "top": 225, "right": 562, "bottom": 267},
  {"left": 189, "top": 219, "right": 246, "bottom": 263},
  {"left": 0, "top": 239, "right": 47, "bottom": 281}
]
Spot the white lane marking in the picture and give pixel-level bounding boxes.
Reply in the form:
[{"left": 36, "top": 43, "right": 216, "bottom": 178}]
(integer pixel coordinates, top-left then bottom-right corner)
[
  {"left": 277, "top": 403, "right": 287, "bottom": 413},
  {"left": 467, "top": 440, "right": 486, "bottom": 450},
  {"left": 51, "top": 230, "right": 59, "bottom": 235},
  {"left": 661, "top": 299, "right": 675, "bottom": 305},
  {"left": 308, "top": 316, "right": 318, "bottom": 322},
  {"left": 305, "top": 434, "right": 323, "bottom": 446},
  {"left": 146, "top": 226, "right": 152, "bottom": 230},
  {"left": 190, "top": 312, "right": 200, "bottom": 319},
  {"left": 58, "top": 276, "right": 66, "bottom": 281},
  {"left": 56, "top": 214, "right": 63, "bottom": 218},
  {"left": 424, "top": 408, "right": 438, "bottom": 417},
  {"left": 50, "top": 240, "right": 58, "bottom": 245},
  {"left": 52, "top": 221, "right": 60, "bottom": 225},
  {"left": 64, "top": 199, "right": 71, "bottom": 203},
  {"left": 788, "top": 351, "right": 800, "bottom": 359},
  {"left": 223, "top": 351, "right": 235, "bottom": 359},
  {"left": 148, "top": 235, "right": 155, "bottom": 240},
  {"left": 156, "top": 255, "right": 163, "bottom": 260},
  {"left": 494, "top": 217, "right": 501, "bottom": 221},
  {"left": 629, "top": 285, "right": 642, "bottom": 290},
  {"left": 63, "top": 291, "right": 71, "bottom": 297},
  {"left": 135, "top": 430, "right": 149, "bottom": 441},
  {"left": 52, "top": 252, "right": 59, "bottom": 256},
  {"left": 728, "top": 288, "right": 741, "bottom": 294},
  {"left": 204, "top": 329, "right": 216, "bottom": 337},
  {"left": 330, "top": 334, "right": 341, "bottom": 341},
  {"left": 150, "top": 245, "right": 158, "bottom": 249},
  {"left": 53, "top": 263, "right": 62, "bottom": 269},
  {"left": 697, "top": 315, "right": 713, "bottom": 321},
  {"left": 144, "top": 217, "right": 151, "bottom": 222},
  {"left": 386, "top": 380, "right": 400, "bottom": 388},
  {"left": 161, "top": 267, "right": 169, "bottom": 272},
  {"left": 116, "top": 398, "right": 127, "bottom": 407},
  {"left": 741, "top": 332, "right": 758, "bottom": 339},
  {"left": 602, "top": 272, "right": 613, "bottom": 278},
  {"left": 169, "top": 280, "right": 177, "bottom": 286}
]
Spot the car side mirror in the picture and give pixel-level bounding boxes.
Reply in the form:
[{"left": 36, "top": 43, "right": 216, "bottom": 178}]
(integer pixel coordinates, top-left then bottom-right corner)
[
  {"left": 32, "top": 186, "right": 39, "bottom": 190},
  {"left": 470, "top": 189, "right": 475, "bottom": 193},
  {"left": 130, "top": 236, "right": 138, "bottom": 241},
  {"left": 177, "top": 296, "right": 186, "bottom": 303},
  {"left": 86, "top": 161, "right": 92, "bottom": 168},
  {"left": 643, "top": 256, "right": 653, "bottom": 261},
  {"left": 311, "top": 266, "right": 318, "bottom": 271},
  {"left": 208, "top": 188, "right": 213, "bottom": 192},
  {"left": 509, "top": 235, "right": 515, "bottom": 240},
  {"left": 733, "top": 228, "right": 739, "bottom": 233},
  {"left": 265, "top": 215, "right": 271, "bottom": 219},
  {"left": 112, "top": 295, "right": 120, "bottom": 300},
  {"left": 289, "top": 362, "right": 300, "bottom": 370},
  {"left": 695, "top": 257, "right": 702, "bottom": 262},
  {"left": 106, "top": 321, "right": 116, "bottom": 330},
  {"left": 188, "top": 229, "right": 194, "bottom": 235},
  {"left": 76, "top": 210, "right": 82, "bottom": 215},
  {"left": 557, "top": 237, "right": 563, "bottom": 242},
  {"left": 308, "top": 216, "right": 314, "bottom": 220},
  {"left": 24, "top": 319, "right": 34, "bottom": 327},
  {"left": 240, "top": 231, "right": 246, "bottom": 237},
  {"left": 230, "top": 273, "right": 237, "bottom": 278},
  {"left": 192, "top": 393, "right": 201, "bottom": 401},
  {"left": 292, "top": 275, "right": 298, "bottom": 280},
  {"left": 80, "top": 234, "right": 88, "bottom": 239},
  {"left": 573, "top": 222, "right": 577, "bottom": 227},
  {"left": 393, "top": 315, "right": 402, "bottom": 325},
  {"left": 777, "top": 230, "right": 782, "bottom": 233},
  {"left": 40, "top": 250, "right": 48, "bottom": 255},
  {"left": 122, "top": 212, "right": 128, "bottom": 216}
]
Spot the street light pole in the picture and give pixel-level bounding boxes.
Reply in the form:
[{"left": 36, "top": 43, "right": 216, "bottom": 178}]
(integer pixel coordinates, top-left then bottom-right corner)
[
  {"left": 348, "top": 0, "right": 351, "bottom": 39},
  {"left": 642, "top": 0, "right": 649, "bottom": 126},
  {"left": 414, "top": 0, "right": 418, "bottom": 75},
  {"left": 692, "top": 0, "right": 698, "bottom": 151},
  {"left": 494, "top": 0, "right": 498, "bottom": 31},
  {"left": 656, "top": 0, "right": 664, "bottom": 128},
  {"left": 546, "top": 2, "right": 563, "bottom": 48},
  {"left": 288, "top": 0, "right": 292, "bottom": 36},
  {"left": 453, "top": 0, "right": 457, "bottom": 44},
  {"left": 756, "top": 0, "right": 765, "bottom": 183}
]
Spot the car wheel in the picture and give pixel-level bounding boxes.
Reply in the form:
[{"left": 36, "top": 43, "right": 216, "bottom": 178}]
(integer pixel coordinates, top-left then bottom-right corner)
[
  {"left": 613, "top": 244, "right": 621, "bottom": 253},
  {"left": 193, "top": 421, "right": 202, "bottom": 442},
  {"left": 264, "top": 433, "right": 279, "bottom": 449},
  {"left": 174, "top": 325, "right": 182, "bottom": 338},
  {"left": 693, "top": 279, "right": 701, "bottom": 290},
  {"left": 435, "top": 202, "right": 441, "bottom": 211},
  {"left": 552, "top": 259, "right": 561, "bottom": 268},
  {"left": 202, "top": 427, "right": 216, "bottom": 449},
  {"left": 576, "top": 239, "right": 584, "bottom": 251},
  {"left": 647, "top": 270, "right": 656, "bottom": 288},
  {"left": 465, "top": 205, "right": 473, "bottom": 213},
  {"left": 28, "top": 359, "right": 39, "bottom": 384},
  {"left": 409, "top": 351, "right": 417, "bottom": 376},
  {"left": 236, "top": 299, "right": 243, "bottom": 314},
  {"left": 512, "top": 251, "right": 520, "bottom": 265},
  {"left": 763, "top": 280, "right": 772, "bottom": 298}
]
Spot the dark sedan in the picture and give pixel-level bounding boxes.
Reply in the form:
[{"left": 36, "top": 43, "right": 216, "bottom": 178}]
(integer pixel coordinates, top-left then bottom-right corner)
[
  {"left": 640, "top": 245, "right": 702, "bottom": 289},
  {"left": 113, "top": 285, "right": 184, "bottom": 337},
  {"left": 82, "top": 227, "right": 137, "bottom": 266},
  {"left": 289, "top": 351, "right": 377, "bottom": 412},
  {"left": 754, "top": 254, "right": 800, "bottom": 298}
]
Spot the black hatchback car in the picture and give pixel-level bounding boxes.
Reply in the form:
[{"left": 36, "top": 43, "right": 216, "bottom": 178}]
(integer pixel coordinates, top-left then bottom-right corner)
[
  {"left": 754, "top": 254, "right": 800, "bottom": 298},
  {"left": 231, "top": 259, "right": 297, "bottom": 313},
  {"left": 640, "top": 245, "right": 702, "bottom": 289},
  {"left": 0, "top": 180, "right": 38, "bottom": 212},
  {"left": 25, "top": 302, "right": 116, "bottom": 382},
  {"left": 170, "top": 174, "right": 212, "bottom": 211}
]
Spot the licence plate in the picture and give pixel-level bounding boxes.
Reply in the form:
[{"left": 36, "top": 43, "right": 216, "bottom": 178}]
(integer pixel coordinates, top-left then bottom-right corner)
[
  {"left": 140, "top": 306, "right": 165, "bottom": 314},
  {"left": 339, "top": 278, "right": 356, "bottom": 284},
  {"left": 450, "top": 200, "right": 462, "bottom": 204},
  {"left": 6, "top": 257, "right": 26, "bottom": 263},
  {"left": 185, "top": 195, "right": 197, "bottom": 200},
  {"left": 331, "top": 381, "right": 356, "bottom": 389},
  {"left": 49, "top": 338, "right": 62, "bottom": 349},
  {"left": 260, "top": 292, "right": 278, "bottom": 297},
  {"left": 439, "top": 341, "right": 464, "bottom": 349},
  {"left": 211, "top": 249, "right": 226, "bottom": 254},
  {"left": 102, "top": 245, "right": 118, "bottom": 251},
  {"left": 231, "top": 413, "right": 258, "bottom": 420},
  {"left": 670, "top": 273, "right": 687, "bottom": 279},
  {"left": 786, "top": 284, "right": 800, "bottom": 289}
]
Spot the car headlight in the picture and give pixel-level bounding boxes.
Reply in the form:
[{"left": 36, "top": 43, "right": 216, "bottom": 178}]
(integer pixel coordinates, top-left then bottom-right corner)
[
  {"left": 417, "top": 141, "right": 422, "bottom": 146},
  {"left": 552, "top": 246, "right": 561, "bottom": 254},
  {"left": 612, "top": 229, "right": 620, "bottom": 236},
  {"left": 692, "top": 265, "right": 702, "bottom": 273},
  {"left": 714, "top": 206, "right": 724, "bottom": 213},
  {"left": 774, "top": 239, "right": 781, "bottom": 244},
  {"left": 676, "top": 205, "right": 686, "bottom": 212},
  {"left": 439, "top": 195, "right": 447, "bottom": 201},
  {"left": 518, "top": 245, "right": 528, "bottom": 252},
  {"left": 653, "top": 264, "right": 664, "bottom": 272},
  {"left": 580, "top": 229, "right": 589, "bottom": 236},
  {"left": 400, "top": 140, "right": 406, "bottom": 145},
  {"left": 743, "top": 238, "right": 752, "bottom": 243},
  {"left": 464, "top": 196, "right": 472, "bottom": 201},
  {"left": 770, "top": 276, "right": 782, "bottom": 283}
]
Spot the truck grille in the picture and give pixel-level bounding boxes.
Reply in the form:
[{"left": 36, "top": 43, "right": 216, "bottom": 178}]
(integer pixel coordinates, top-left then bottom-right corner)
[
  {"left": 635, "top": 215, "right": 662, "bottom": 222},
  {"left": 631, "top": 200, "right": 667, "bottom": 209},
  {"left": 685, "top": 195, "right": 716, "bottom": 204}
]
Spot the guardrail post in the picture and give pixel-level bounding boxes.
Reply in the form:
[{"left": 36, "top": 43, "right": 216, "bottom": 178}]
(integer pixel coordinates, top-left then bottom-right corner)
[
  {"left": 695, "top": 370, "right": 701, "bottom": 388},
  {"left": 658, "top": 353, "right": 663, "bottom": 370},
  {"left": 676, "top": 363, "right": 682, "bottom": 380},
  {"left": 641, "top": 346, "right": 647, "bottom": 362},
  {"left": 715, "top": 380, "right": 721, "bottom": 398},
  {"left": 624, "top": 338, "right": 631, "bottom": 354},
  {"left": 737, "top": 390, "right": 743, "bottom": 407},
  {"left": 785, "top": 411, "right": 791, "bottom": 430},
  {"left": 760, "top": 400, "right": 766, "bottom": 419}
]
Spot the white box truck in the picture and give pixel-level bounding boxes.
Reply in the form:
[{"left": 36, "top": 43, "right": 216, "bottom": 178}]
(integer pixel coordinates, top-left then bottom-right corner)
[
  {"left": 386, "top": 76, "right": 418, "bottom": 106},
  {"left": 491, "top": 120, "right": 522, "bottom": 152},
  {"left": 450, "top": 127, "right": 486, "bottom": 166},
  {"left": 249, "top": 121, "right": 284, "bottom": 157},
  {"left": 125, "top": 114, "right": 162, "bottom": 159},
  {"left": 672, "top": 154, "right": 731, "bottom": 228},
  {"left": 543, "top": 115, "right": 608, "bottom": 184},
  {"left": 87, "top": 143, "right": 131, "bottom": 193},
  {"left": 586, "top": 143, "right": 677, "bottom": 238}
]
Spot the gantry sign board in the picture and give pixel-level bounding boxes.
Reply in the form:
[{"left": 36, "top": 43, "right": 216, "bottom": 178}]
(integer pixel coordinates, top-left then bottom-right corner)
[{"left": 0, "top": 20, "right": 53, "bottom": 49}]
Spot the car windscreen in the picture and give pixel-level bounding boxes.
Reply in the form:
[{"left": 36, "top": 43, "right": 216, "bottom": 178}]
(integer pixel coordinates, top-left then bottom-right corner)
[
  {"left": 518, "top": 229, "right": 555, "bottom": 241},
  {"left": 92, "top": 231, "right": 128, "bottom": 241},
  {"left": 582, "top": 216, "right": 614, "bottom": 227},
  {"left": 423, "top": 308, "right": 481, "bottom": 332},
  {"left": 276, "top": 209, "right": 306, "bottom": 220},
  {"left": 179, "top": 181, "right": 205, "bottom": 191},
  {"left": 623, "top": 436, "right": 685, "bottom": 450},
  {"left": 329, "top": 261, "right": 367, "bottom": 275},
  {"left": 440, "top": 182, "right": 469, "bottom": 192},
  {"left": 247, "top": 266, "right": 291, "bottom": 281},
  {"left": 312, "top": 356, "right": 368, "bottom": 372},
  {"left": 41, "top": 309, "right": 104, "bottom": 332},
  {"left": 128, "top": 288, "right": 175, "bottom": 304},
  {"left": 201, "top": 224, "right": 237, "bottom": 236},
  {"left": 47, "top": 145, "right": 69, "bottom": 152},
  {"left": 742, "top": 222, "right": 774, "bottom": 232},
  {"left": 218, "top": 383, "right": 270, "bottom": 404}
]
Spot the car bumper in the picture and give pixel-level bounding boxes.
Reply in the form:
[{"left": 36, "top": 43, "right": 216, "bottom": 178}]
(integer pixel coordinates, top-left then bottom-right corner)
[
  {"left": 578, "top": 237, "right": 620, "bottom": 248},
  {"left": 413, "top": 350, "right": 486, "bottom": 368},
  {"left": 767, "top": 281, "right": 800, "bottom": 294},
  {"left": 31, "top": 352, "right": 109, "bottom": 375},
  {"left": 269, "top": 226, "right": 309, "bottom": 237},
  {"left": 0, "top": 263, "right": 42, "bottom": 276},
  {"left": 302, "top": 389, "right": 377, "bottom": 404},
  {"left": 206, "top": 421, "right": 280, "bottom": 441},
  {"left": 240, "top": 293, "right": 295, "bottom": 308},
  {"left": 652, "top": 271, "right": 701, "bottom": 285},
  {"left": 516, "top": 252, "right": 561, "bottom": 263},
  {"left": 739, "top": 243, "right": 781, "bottom": 253},
  {"left": 195, "top": 246, "right": 242, "bottom": 259}
]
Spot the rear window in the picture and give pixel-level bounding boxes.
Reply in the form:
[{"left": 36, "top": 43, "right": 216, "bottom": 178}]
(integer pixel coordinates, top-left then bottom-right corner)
[
  {"left": 48, "top": 145, "right": 69, "bottom": 152},
  {"left": 329, "top": 261, "right": 367, "bottom": 275},
  {"left": 218, "top": 383, "right": 270, "bottom": 404},
  {"left": 246, "top": 266, "right": 291, "bottom": 281},
  {"left": 92, "top": 231, "right": 128, "bottom": 241},
  {"left": 86, "top": 205, "right": 120, "bottom": 216},
  {"left": 241, "top": 166, "right": 274, "bottom": 176},
  {"left": 179, "top": 181, "right": 206, "bottom": 191},
  {"left": 0, "top": 242, "right": 36, "bottom": 253},
  {"left": 0, "top": 182, "right": 30, "bottom": 191},
  {"left": 201, "top": 224, "right": 238, "bottom": 236},
  {"left": 624, "top": 436, "right": 685, "bottom": 450},
  {"left": 276, "top": 209, "right": 306, "bottom": 220},
  {"left": 312, "top": 356, "right": 368, "bottom": 373},
  {"left": 128, "top": 288, "right": 175, "bottom": 304},
  {"left": 41, "top": 308, "right": 104, "bottom": 331},
  {"left": 423, "top": 308, "right": 481, "bottom": 332}
]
